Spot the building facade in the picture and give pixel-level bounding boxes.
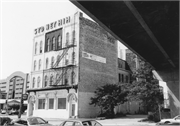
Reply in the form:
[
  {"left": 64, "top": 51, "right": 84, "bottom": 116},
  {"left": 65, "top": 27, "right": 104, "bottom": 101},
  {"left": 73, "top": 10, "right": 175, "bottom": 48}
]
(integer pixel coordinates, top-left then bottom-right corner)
[
  {"left": 27, "top": 11, "right": 119, "bottom": 118},
  {"left": 0, "top": 79, "right": 7, "bottom": 99},
  {"left": 0, "top": 71, "right": 30, "bottom": 110}
]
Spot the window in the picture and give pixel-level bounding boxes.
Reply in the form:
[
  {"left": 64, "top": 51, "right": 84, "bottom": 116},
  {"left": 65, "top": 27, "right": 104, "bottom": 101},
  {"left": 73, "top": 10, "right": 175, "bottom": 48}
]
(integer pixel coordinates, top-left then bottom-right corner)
[
  {"left": 38, "top": 99, "right": 45, "bottom": 109},
  {"left": 66, "top": 32, "right": 69, "bottom": 46},
  {"left": 44, "top": 75, "right": 48, "bottom": 87},
  {"left": 57, "top": 35, "right": 62, "bottom": 49},
  {"left": 64, "top": 71, "right": 68, "bottom": 85},
  {"left": 72, "top": 52, "right": 75, "bottom": 64},
  {"left": 57, "top": 98, "right": 66, "bottom": 109},
  {"left": 32, "top": 77, "right": 35, "bottom": 88},
  {"left": 71, "top": 71, "right": 75, "bottom": 84},
  {"left": 126, "top": 75, "right": 129, "bottom": 83},
  {"left": 72, "top": 30, "right": 75, "bottom": 44},
  {"left": 50, "top": 74, "right": 53, "bottom": 85},
  {"left": 51, "top": 56, "right": 54, "bottom": 68},
  {"left": 52, "top": 37, "right": 56, "bottom": 50},
  {"left": 65, "top": 59, "right": 69, "bottom": 65},
  {"left": 46, "top": 58, "right": 49, "bottom": 69},
  {"left": 34, "top": 60, "right": 36, "bottom": 71},
  {"left": 122, "top": 74, "right": 124, "bottom": 83},
  {"left": 64, "top": 122, "right": 74, "bottom": 126},
  {"left": 118, "top": 73, "right": 121, "bottom": 82},
  {"left": 39, "top": 59, "right": 41, "bottom": 70},
  {"left": 47, "top": 39, "right": 50, "bottom": 51},
  {"left": 56, "top": 74, "right": 59, "bottom": 81},
  {"left": 40, "top": 41, "right": 42, "bottom": 53},
  {"left": 35, "top": 42, "right": 38, "bottom": 54},
  {"left": 56, "top": 55, "right": 60, "bottom": 66},
  {"left": 37, "top": 76, "right": 41, "bottom": 88},
  {"left": 49, "top": 98, "right": 54, "bottom": 109}
]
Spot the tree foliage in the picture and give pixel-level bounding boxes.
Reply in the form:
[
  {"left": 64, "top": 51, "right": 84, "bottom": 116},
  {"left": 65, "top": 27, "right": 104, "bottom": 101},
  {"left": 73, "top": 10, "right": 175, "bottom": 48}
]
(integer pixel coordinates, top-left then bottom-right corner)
[
  {"left": 90, "top": 84, "right": 128, "bottom": 117},
  {"left": 126, "top": 59, "right": 164, "bottom": 112}
]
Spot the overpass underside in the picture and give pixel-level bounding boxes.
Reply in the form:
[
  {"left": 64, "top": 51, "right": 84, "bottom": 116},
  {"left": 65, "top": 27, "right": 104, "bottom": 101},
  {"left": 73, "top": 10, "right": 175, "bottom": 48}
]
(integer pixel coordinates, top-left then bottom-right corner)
[{"left": 71, "top": 1, "right": 179, "bottom": 117}]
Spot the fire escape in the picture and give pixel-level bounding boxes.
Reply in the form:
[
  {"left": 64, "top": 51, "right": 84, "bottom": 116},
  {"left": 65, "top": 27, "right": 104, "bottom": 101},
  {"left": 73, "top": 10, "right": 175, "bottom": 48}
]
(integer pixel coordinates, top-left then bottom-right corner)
[{"left": 48, "top": 14, "right": 78, "bottom": 92}]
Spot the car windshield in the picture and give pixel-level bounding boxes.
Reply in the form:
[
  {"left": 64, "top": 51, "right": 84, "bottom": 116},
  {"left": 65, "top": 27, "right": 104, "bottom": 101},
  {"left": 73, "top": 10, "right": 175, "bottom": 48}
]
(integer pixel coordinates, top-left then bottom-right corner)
[
  {"left": 82, "top": 120, "right": 102, "bottom": 126},
  {"left": 28, "top": 117, "right": 47, "bottom": 125}
]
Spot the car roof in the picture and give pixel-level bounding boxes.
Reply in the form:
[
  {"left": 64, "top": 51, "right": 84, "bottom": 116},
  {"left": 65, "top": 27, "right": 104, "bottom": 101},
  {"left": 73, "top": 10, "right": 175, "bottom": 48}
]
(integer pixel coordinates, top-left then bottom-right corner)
[{"left": 64, "top": 118, "right": 97, "bottom": 122}]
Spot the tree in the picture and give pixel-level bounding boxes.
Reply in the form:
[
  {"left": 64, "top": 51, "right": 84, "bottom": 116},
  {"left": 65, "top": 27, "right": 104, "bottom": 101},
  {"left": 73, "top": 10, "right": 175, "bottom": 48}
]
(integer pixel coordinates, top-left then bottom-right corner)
[
  {"left": 90, "top": 84, "right": 128, "bottom": 117},
  {"left": 126, "top": 59, "right": 164, "bottom": 115}
]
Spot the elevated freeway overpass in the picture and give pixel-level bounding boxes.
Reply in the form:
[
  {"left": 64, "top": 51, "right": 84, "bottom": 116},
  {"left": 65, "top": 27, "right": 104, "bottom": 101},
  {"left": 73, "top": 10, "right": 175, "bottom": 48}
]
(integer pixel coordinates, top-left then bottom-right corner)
[{"left": 71, "top": 1, "right": 179, "bottom": 117}]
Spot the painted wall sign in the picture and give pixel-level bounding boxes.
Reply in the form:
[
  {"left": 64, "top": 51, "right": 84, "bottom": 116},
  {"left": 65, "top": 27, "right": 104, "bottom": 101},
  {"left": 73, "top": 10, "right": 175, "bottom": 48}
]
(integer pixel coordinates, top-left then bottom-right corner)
[
  {"left": 82, "top": 51, "right": 106, "bottom": 64},
  {"left": 34, "top": 16, "right": 71, "bottom": 35}
]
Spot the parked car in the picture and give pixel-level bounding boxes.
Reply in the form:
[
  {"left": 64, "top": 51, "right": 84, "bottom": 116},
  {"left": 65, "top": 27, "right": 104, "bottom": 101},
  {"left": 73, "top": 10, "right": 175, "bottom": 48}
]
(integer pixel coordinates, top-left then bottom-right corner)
[
  {"left": 60, "top": 119, "right": 103, "bottom": 126},
  {"left": 157, "top": 115, "right": 180, "bottom": 125},
  {"left": 8, "top": 116, "right": 53, "bottom": 126},
  {"left": 1, "top": 109, "right": 6, "bottom": 114}
]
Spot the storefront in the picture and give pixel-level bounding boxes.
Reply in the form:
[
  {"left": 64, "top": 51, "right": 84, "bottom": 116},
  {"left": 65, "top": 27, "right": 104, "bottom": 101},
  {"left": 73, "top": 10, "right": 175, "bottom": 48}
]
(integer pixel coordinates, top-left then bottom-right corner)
[{"left": 27, "top": 88, "right": 77, "bottom": 118}]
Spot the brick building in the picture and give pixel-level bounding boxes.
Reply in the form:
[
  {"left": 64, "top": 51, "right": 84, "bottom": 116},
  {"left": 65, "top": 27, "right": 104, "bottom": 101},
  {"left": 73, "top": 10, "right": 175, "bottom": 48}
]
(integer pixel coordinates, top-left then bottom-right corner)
[{"left": 27, "top": 11, "right": 120, "bottom": 118}]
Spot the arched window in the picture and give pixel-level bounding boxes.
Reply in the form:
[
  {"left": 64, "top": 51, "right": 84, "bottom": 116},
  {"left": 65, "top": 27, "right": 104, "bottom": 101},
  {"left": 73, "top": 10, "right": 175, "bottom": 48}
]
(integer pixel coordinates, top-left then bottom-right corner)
[
  {"left": 52, "top": 37, "right": 56, "bottom": 50},
  {"left": 40, "top": 41, "right": 42, "bottom": 53},
  {"left": 64, "top": 71, "right": 68, "bottom": 85},
  {"left": 55, "top": 74, "right": 59, "bottom": 85},
  {"left": 50, "top": 74, "right": 53, "bottom": 85},
  {"left": 56, "top": 55, "right": 60, "bottom": 66},
  {"left": 72, "top": 52, "right": 75, "bottom": 64},
  {"left": 57, "top": 35, "right": 62, "bottom": 49},
  {"left": 35, "top": 42, "right": 38, "bottom": 54},
  {"left": 71, "top": 71, "right": 75, "bottom": 84},
  {"left": 72, "top": 30, "right": 75, "bottom": 44},
  {"left": 46, "top": 58, "right": 49, "bottom": 69},
  {"left": 44, "top": 75, "right": 48, "bottom": 87},
  {"left": 39, "top": 59, "right": 41, "bottom": 70},
  {"left": 32, "top": 77, "right": 35, "bottom": 88},
  {"left": 51, "top": 56, "right": 54, "bottom": 68},
  {"left": 34, "top": 60, "right": 36, "bottom": 71},
  {"left": 37, "top": 76, "right": 41, "bottom": 88},
  {"left": 47, "top": 39, "right": 50, "bottom": 51},
  {"left": 66, "top": 32, "right": 69, "bottom": 46}
]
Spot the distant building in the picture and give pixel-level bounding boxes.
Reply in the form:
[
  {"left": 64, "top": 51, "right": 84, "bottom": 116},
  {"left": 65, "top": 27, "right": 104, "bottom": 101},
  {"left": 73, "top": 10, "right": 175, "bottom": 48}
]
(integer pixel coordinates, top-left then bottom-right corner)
[
  {"left": 0, "top": 79, "right": 7, "bottom": 100},
  {"left": 0, "top": 71, "right": 30, "bottom": 110}
]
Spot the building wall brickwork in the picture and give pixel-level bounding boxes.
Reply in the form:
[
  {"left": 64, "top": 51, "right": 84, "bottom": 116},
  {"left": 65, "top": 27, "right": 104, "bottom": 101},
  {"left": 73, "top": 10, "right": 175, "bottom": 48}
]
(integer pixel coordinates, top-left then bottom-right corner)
[{"left": 78, "top": 17, "right": 118, "bottom": 117}]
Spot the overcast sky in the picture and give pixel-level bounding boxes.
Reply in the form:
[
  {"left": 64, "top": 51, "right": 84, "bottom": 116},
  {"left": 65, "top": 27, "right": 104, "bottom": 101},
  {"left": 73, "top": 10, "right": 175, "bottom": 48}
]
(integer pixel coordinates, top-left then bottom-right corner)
[
  {"left": 0, "top": 0, "right": 127, "bottom": 80},
  {"left": 0, "top": 0, "right": 80, "bottom": 79}
]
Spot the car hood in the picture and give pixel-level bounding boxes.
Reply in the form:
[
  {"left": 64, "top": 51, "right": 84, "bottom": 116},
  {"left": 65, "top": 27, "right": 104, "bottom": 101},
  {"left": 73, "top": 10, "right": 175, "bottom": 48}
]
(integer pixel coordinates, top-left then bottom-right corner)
[{"left": 160, "top": 119, "right": 176, "bottom": 122}]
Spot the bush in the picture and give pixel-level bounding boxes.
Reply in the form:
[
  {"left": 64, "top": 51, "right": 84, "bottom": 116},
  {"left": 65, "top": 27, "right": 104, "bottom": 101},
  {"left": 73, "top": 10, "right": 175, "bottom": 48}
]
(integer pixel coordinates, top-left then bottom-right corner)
[{"left": 0, "top": 117, "right": 12, "bottom": 125}]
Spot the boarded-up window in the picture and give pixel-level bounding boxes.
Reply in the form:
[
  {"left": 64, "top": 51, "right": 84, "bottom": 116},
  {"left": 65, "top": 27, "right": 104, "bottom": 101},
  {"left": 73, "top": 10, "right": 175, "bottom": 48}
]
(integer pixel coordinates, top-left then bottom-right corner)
[{"left": 58, "top": 98, "right": 66, "bottom": 109}]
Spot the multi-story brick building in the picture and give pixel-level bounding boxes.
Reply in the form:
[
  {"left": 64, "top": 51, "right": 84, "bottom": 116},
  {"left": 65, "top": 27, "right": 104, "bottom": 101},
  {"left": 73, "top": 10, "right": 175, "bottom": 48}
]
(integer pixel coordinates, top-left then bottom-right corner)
[{"left": 27, "top": 11, "right": 119, "bottom": 118}]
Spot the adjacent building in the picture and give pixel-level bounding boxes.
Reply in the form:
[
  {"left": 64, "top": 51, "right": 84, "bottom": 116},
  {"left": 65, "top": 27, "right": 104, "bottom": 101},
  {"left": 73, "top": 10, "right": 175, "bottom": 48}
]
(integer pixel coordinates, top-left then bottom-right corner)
[{"left": 0, "top": 71, "right": 30, "bottom": 110}]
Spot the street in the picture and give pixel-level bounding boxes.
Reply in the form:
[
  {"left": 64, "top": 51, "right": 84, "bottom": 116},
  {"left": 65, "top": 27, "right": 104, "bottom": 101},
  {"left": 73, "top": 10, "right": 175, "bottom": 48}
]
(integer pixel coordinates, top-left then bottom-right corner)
[{"left": 0, "top": 114, "right": 156, "bottom": 126}]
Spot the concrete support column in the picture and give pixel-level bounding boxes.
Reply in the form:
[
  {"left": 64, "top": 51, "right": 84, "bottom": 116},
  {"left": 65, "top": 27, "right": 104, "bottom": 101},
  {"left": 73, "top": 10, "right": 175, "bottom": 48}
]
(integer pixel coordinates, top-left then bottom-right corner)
[{"left": 157, "top": 69, "right": 179, "bottom": 117}]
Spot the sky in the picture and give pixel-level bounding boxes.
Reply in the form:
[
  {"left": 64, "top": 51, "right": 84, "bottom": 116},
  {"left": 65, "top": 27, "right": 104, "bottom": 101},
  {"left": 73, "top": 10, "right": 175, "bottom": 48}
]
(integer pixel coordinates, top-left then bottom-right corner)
[
  {"left": 0, "top": 0, "right": 81, "bottom": 79},
  {"left": 0, "top": 0, "right": 127, "bottom": 80}
]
